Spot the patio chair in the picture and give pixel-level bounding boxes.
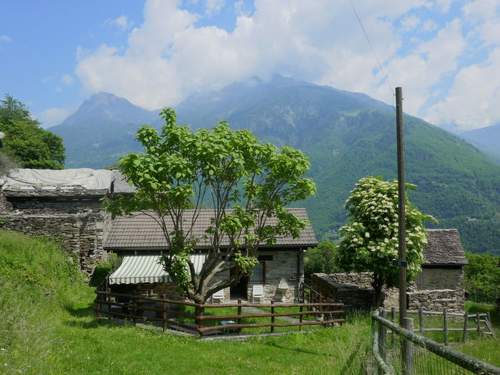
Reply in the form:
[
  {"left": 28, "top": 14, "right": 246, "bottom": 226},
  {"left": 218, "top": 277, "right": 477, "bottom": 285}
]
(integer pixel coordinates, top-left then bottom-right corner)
[
  {"left": 252, "top": 284, "right": 264, "bottom": 303},
  {"left": 211, "top": 289, "right": 225, "bottom": 304}
]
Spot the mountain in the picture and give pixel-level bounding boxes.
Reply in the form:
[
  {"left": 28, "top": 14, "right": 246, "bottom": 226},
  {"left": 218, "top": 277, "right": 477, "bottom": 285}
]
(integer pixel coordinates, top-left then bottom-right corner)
[
  {"left": 51, "top": 93, "right": 159, "bottom": 168},
  {"left": 51, "top": 77, "right": 500, "bottom": 254},
  {"left": 460, "top": 124, "right": 500, "bottom": 163}
]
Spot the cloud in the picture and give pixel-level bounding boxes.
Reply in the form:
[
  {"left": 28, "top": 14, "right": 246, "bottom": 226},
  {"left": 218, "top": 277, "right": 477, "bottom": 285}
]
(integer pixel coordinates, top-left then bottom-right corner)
[
  {"left": 400, "top": 15, "right": 420, "bottom": 31},
  {"left": 37, "top": 107, "right": 74, "bottom": 128},
  {"left": 206, "top": 0, "right": 224, "bottom": 16},
  {"left": 74, "top": 0, "right": 500, "bottom": 129},
  {"left": 0, "top": 34, "right": 12, "bottom": 43},
  {"left": 106, "top": 15, "right": 130, "bottom": 31}
]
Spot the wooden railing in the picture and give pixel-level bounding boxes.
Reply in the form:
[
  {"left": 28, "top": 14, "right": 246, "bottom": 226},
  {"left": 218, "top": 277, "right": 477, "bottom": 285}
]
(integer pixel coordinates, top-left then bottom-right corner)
[{"left": 95, "top": 291, "right": 345, "bottom": 337}]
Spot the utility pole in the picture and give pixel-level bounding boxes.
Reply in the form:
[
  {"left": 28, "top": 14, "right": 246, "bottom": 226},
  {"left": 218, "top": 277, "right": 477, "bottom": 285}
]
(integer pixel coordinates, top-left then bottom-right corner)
[{"left": 395, "top": 87, "right": 407, "bottom": 325}]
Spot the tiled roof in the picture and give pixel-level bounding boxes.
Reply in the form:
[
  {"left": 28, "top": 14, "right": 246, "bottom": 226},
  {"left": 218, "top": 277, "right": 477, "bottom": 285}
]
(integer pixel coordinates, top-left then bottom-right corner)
[
  {"left": 423, "top": 229, "right": 467, "bottom": 266},
  {"left": 104, "top": 208, "right": 318, "bottom": 251}
]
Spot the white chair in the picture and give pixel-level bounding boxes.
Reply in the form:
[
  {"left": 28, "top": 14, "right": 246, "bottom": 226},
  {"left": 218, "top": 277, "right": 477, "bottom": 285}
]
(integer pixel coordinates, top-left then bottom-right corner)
[
  {"left": 211, "top": 289, "right": 225, "bottom": 304},
  {"left": 252, "top": 284, "right": 264, "bottom": 303}
]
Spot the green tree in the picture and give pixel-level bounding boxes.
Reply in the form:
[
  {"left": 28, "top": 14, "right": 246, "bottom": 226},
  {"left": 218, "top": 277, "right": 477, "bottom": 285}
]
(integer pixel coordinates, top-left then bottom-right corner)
[
  {"left": 105, "top": 108, "right": 316, "bottom": 303},
  {"left": 304, "top": 240, "right": 339, "bottom": 276},
  {"left": 336, "top": 176, "right": 433, "bottom": 307},
  {"left": 464, "top": 252, "right": 500, "bottom": 303},
  {"left": 0, "top": 95, "right": 65, "bottom": 169}
]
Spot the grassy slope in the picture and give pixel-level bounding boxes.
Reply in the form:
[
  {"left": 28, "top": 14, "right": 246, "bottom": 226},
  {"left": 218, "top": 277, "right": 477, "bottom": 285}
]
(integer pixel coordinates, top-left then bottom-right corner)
[{"left": 0, "top": 230, "right": 370, "bottom": 375}]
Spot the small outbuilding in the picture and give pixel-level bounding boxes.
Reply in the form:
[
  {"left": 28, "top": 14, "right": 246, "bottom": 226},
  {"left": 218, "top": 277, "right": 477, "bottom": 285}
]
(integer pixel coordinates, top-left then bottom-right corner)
[{"left": 312, "top": 229, "right": 468, "bottom": 312}]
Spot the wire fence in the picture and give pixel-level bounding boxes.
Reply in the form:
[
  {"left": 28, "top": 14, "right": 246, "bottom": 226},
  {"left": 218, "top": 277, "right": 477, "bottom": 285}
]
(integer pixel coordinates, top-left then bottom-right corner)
[{"left": 372, "top": 308, "right": 500, "bottom": 375}]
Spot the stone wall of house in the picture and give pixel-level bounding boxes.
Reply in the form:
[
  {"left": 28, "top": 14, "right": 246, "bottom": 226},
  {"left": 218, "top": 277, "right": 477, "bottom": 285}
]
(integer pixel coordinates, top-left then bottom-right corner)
[
  {"left": 0, "top": 191, "right": 12, "bottom": 212},
  {"left": 247, "top": 250, "right": 302, "bottom": 303},
  {"left": 0, "top": 211, "right": 108, "bottom": 275},
  {"left": 312, "top": 270, "right": 466, "bottom": 312},
  {"left": 416, "top": 268, "right": 464, "bottom": 290}
]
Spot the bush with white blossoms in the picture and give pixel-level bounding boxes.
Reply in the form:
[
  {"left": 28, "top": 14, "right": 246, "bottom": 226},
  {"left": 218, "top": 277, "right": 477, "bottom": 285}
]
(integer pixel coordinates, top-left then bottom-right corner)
[{"left": 337, "top": 176, "right": 434, "bottom": 307}]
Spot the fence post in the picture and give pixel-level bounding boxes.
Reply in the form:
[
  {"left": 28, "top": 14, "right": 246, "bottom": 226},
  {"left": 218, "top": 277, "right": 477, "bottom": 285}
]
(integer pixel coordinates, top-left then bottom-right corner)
[
  {"left": 196, "top": 305, "right": 205, "bottom": 337},
  {"left": 132, "top": 290, "right": 137, "bottom": 324},
  {"left": 162, "top": 294, "right": 167, "bottom": 332},
  {"left": 271, "top": 301, "right": 275, "bottom": 333},
  {"left": 402, "top": 317, "right": 414, "bottom": 375},
  {"left": 476, "top": 312, "right": 481, "bottom": 336},
  {"left": 389, "top": 307, "right": 395, "bottom": 347},
  {"left": 443, "top": 308, "right": 448, "bottom": 346},
  {"left": 418, "top": 307, "right": 424, "bottom": 335},
  {"left": 299, "top": 305, "right": 303, "bottom": 331},
  {"left": 378, "top": 307, "right": 386, "bottom": 370},
  {"left": 237, "top": 299, "right": 242, "bottom": 325},
  {"left": 463, "top": 311, "right": 468, "bottom": 342}
]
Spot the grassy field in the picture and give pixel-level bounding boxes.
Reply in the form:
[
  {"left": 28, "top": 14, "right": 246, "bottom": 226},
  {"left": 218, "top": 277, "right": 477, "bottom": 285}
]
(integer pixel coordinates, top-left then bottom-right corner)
[
  {"left": 1, "top": 230, "right": 498, "bottom": 374},
  {"left": 0, "top": 230, "right": 370, "bottom": 375}
]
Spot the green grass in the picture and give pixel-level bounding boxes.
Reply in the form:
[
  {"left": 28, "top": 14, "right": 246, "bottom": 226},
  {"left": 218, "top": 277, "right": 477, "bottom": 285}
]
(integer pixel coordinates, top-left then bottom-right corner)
[{"left": 0, "top": 230, "right": 371, "bottom": 374}]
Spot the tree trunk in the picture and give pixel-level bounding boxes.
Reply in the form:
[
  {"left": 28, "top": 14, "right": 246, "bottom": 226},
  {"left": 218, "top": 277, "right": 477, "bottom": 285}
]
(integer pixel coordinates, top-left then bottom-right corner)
[{"left": 372, "top": 274, "right": 385, "bottom": 308}]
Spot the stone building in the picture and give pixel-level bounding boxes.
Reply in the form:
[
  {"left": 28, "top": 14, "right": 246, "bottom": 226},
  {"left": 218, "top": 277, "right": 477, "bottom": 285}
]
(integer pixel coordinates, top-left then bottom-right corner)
[
  {"left": 103, "top": 208, "right": 317, "bottom": 303},
  {"left": 312, "top": 229, "right": 468, "bottom": 312},
  {"left": 0, "top": 168, "right": 318, "bottom": 302},
  {"left": 0, "top": 168, "right": 133, "bottom": 274}
]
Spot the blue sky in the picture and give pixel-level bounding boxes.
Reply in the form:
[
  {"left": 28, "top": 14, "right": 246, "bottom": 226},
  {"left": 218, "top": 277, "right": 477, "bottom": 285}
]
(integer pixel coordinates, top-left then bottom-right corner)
[{"left": 1, "top": 0, "right": 499, "bottom": 130}]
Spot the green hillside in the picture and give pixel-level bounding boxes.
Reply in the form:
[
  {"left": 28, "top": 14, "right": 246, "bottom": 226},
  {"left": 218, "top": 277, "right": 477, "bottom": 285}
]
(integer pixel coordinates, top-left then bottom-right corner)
[
  {"left": 50, "top": 77, "right": 500, "bottom": 254},
  {"left": 0, "top": 230, "right": 372, "bottom": 374}
]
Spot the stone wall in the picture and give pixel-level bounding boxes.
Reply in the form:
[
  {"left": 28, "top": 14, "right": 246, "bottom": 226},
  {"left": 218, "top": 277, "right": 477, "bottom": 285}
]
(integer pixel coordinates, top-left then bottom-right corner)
[
  {"left": 247, "top": 250, "right": 302, "bottom": 303},
  {"left": 312, "top": 270, "right": 466, "bottom": 312},
  {"left": 0, "top": 191, "right": 11, "bottom": 212},
  {"left": 416, "top": 268, "right": 464, "bottom": 290},
  {"left": 0, "top": 212, "right": 108, "bottom": 275}
]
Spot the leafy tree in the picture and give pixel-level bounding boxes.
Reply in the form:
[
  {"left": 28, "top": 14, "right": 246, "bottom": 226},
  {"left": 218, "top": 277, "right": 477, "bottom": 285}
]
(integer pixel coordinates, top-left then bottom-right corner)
[
  {"left": 464, "top": 252, "right": 500, "bottom": 303},
  {"left": 105, "top": 108, "right": 315, "bottom": 303},
  {"left": 0, "top": 95, "right": 65, "bottom": 169},
  {"left": 336, "top": 176, "right": 433, "bottom": 307},
  {"left": 304, "top": 240, "right": 339, "bottom": 276}
]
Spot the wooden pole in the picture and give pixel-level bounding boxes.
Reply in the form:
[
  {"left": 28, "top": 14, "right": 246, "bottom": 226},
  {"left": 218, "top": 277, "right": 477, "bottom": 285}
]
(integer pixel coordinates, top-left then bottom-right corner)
[
  {"left": 463, "top": 311, "right": 468, "bottom": 342},
  {"left": 378, "top": 307, "right": 387, "bottom": 370},
  {"left": 162, "top": 294, "right": 167, "bottom": 332},
  {"left": 271, "top": 301, "right": 275, "bottom": 333},
  {"left": 476, "top": 312, "right": 481, "bottom": 336},
  {"left": 396, "top": 86, "right": 407, "bottom": 326},
  {"left": 299, "top": 305, "right": 303, "bottom": 331},
  {"left": 443, "top": 308, "right": 448, "bottom": 346},
  {"left": 237, "top": 299, "right": 242, "bottom": 325},
  {"left": 402, "top": 317, "right": 414, "bottom": 375},
  {"left": 391, "top": 307, "right": 396, "bottom": 347},
  {"left": 418, "top": 307, "right": 424, "bottom": 335}
]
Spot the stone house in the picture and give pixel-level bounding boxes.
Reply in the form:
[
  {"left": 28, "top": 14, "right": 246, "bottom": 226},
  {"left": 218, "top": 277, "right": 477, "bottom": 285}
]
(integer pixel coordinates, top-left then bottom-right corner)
[
  {"left": 312, "top": 229, "right": 468, "bottom": 312},
  {"left": 0, "top": 168, "right": 132, "bottom": 274},
  {"left": 103, "top": 209, "right": 318, "bottom": 303},
  {"left": 0, "top": 168, "right": 318, "bottom": 302}
]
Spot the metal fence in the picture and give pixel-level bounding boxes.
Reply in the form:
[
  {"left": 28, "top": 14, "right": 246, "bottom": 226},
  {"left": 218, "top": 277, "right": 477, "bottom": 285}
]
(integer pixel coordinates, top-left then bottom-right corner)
[{"left": 372, "top": 309, "right": 500, "bottom": 375}]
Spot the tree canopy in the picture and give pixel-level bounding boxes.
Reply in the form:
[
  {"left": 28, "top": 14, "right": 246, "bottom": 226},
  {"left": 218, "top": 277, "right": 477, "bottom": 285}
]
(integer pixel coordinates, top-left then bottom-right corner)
[
  {"left": 105, "top": 108, "right": 316, "bottom": 303},
  {"left": 336, "top": 176, "right": 433, "bottom": 306},
  {"left": 0, "top": 95, "right": 65, "bottom": 169},
  {"left": 304, "top": 240, "right": 339, "bottom": 276},
  {"left": 464, "top": 252, "right": 500, "bottom": 303}
]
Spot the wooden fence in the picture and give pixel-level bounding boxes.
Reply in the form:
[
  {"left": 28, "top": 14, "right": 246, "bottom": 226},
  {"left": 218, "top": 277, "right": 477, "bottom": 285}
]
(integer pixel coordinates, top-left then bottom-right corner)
[
  {"left": 95, "top": 291, "right": 345, "bottom": 337},
  {"left": 383, "top": 307, "right": 495, "bottom": 345}
]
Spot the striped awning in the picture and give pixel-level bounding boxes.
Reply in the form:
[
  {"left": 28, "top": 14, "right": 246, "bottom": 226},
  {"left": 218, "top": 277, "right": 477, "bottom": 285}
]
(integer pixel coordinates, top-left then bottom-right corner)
[{"left": 108, "top": 254, "right": 206, "bottom": 285}]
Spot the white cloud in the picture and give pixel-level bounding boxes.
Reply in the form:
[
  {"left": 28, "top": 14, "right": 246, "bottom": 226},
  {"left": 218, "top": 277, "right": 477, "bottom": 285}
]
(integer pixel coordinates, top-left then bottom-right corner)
[
  {"left": 75, "top": 0, "right": 500, "bottom": 129},
  {"left": 400, "top": 15, "right": 420, "bottom": 31},
  {"left": 0, "top": 34, "right": 12, "bottom": 43},
  {"left": 206, "top": 0, "right": 224, "bottom": 16},
  {"left": 37, "top": 107, "right": 74, "bottom": 128},
  {"left": 106, "top": 15, "right": 130, "bottom": 31}
]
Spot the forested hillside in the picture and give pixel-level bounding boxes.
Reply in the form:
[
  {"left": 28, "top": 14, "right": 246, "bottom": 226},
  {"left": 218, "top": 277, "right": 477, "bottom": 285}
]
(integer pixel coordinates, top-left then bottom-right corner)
[
  {"left": 50, "top": 77, "right": 500, "bottom": 254},
  {"left": 0, "top": 96, "right": 65, "bottom": 169}
]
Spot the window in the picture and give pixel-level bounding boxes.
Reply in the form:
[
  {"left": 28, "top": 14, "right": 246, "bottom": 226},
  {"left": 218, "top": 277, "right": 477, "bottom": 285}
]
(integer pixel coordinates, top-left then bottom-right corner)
[{"left": 252, "top": 261, "right": 266, "bottom": 284}]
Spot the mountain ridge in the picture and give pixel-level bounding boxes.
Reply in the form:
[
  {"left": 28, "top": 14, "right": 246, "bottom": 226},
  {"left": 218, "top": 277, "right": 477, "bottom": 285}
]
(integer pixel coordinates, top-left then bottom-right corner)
[{"left": 50, "top": 77, "right": 500, "bottom": 254}]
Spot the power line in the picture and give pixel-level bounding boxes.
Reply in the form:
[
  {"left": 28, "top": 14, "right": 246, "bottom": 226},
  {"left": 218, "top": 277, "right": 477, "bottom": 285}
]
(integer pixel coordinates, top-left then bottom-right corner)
[{"left": 349, "top": 0, "right": 395, "bottom": 97}]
